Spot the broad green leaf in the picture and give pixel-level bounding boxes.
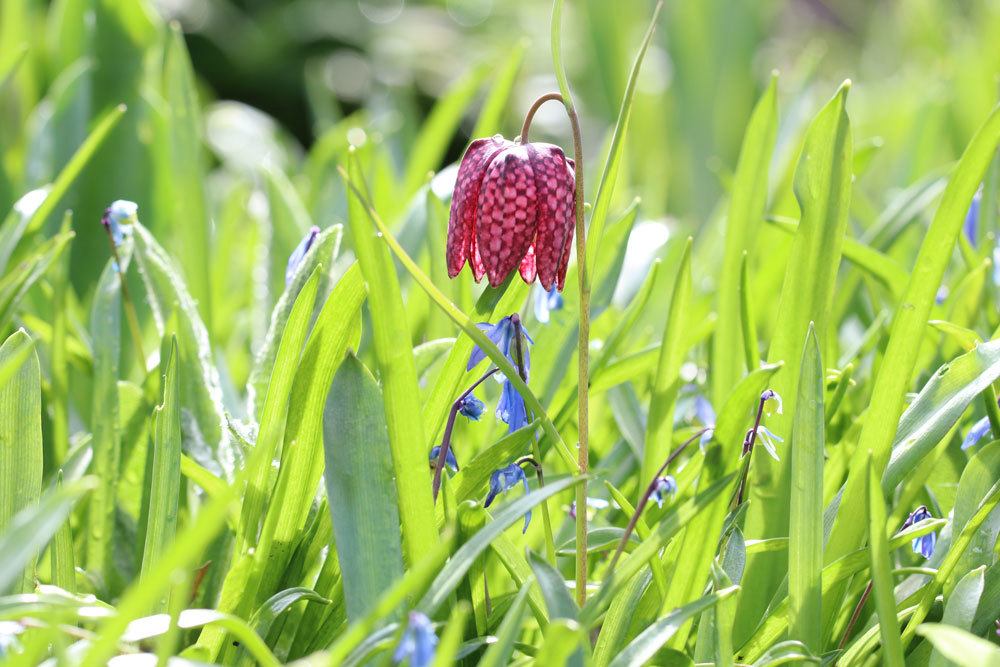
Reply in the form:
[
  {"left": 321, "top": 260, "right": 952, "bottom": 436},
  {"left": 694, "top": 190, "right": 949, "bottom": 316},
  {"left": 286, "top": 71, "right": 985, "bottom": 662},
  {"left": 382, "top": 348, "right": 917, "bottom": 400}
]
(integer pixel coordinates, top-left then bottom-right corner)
[
  {"left": 949, "top": 444, "right": 1000, "bottom": 593},
  {"left": 641, "top": 238, "right": 691, "bottom": 493},
  {"left": 883, "top": 338, "right": 1000, "bottom": 491},
  {"left": 917, "top": 624, "right": 1000, "bottom": 667},
  {"left": 658, "top": 363, "right": 781, "bottom": 648},
  {"left": 930, "top": 567, "right": 986, "bottom": 667},
  {"left": 139, "top": 336, "right": 181, "bottom": 611},
  {"left": 133, "top": 222, "right": 233, "bottom": 477},
  {"left": 788, "top": 324, "right": 824, "bottom": 652},
  {"left": 743, "top": 82, "right": 852, "bottom": 620},
  {"left": 49, "top": 473, "right": 76, "bottom": 593},
  {"left": 528, "top": 550, "right": 578, "bottom": 622},
  {"left": 344, "top": 150, "right": 438, "bottom": 565},
  {"left": 825, "top": 101, "right": 1000, "bottom": 628},
  {"left": 0, "top": 329, "right": 43, "bottom": 594},
  {"left": 713, "top": 73, "right": 779, "bottom": 407},
  {"left": 867, "top": 456, "right": 905, "bottom": 666},
  {"left": 323, "top": 353, "right": 405, "bottom": 622}
]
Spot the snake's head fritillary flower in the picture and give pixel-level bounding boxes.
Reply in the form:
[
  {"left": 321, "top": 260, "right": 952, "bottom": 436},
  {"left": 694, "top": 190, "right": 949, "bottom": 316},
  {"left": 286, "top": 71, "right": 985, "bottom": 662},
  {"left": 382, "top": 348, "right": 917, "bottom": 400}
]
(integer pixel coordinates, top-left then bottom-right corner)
[
  {"left": 428, "top": 446, "right": 458, "bottom": 473},
  {"left": 903, "top": 506, "right": 936, "bottom": 559},
  {"left": 392, "top": 612, "right": 437, "bottom": 667},
  {"left": 533, "top": 285, "right": 564, "bottom": 324},
  {"left": 962, "top": 415, "right": 992, "bottom": 450},
  {"left": 102, "top": 200, "right": 139, "bottom": 248},
  {"left": 286, "top": 225, "right": 320, "bottom": 285},
  {"left": 458, "top": 394, "right": 485, "bottom": 421},
  {"left": 651, "top": 476, "right": 677, "bottom": 508},
  {"left": 446, "top": 135, "right": 576, "bottom": 291},
  {"left": 484, "top": 462, "right": 531, "bottom": 532}
]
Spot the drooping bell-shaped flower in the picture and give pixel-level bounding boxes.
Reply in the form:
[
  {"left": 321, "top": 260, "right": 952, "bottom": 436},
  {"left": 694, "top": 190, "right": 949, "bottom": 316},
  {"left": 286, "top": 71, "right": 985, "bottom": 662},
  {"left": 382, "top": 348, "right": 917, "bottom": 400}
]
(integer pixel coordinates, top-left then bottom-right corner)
[
  {"left": 903, "top": 506, "right": 936, "bottom": 559},
  {"left": 458, "top": 393, "right": 485, "bottom": 421},
  {"left": 484, "top": 462, "right": 531, "bottom": 532},
  {"left": 428, "top": 446, "right": 458, "bottom": 473},
  {"left": 446, "top": 135, "right": 576, "bottom": 291},
  {"left": 392, "top": 612, "right": 437, "bottom": 667},
  {"left": 286, "top": 225, "right": 320, "bottom": 285},
  {"left": 102, "top": 200, "right": 139, "bottom": 248},
  {"left": 651, "top": 476, "right": 677, "bottom": 508}
]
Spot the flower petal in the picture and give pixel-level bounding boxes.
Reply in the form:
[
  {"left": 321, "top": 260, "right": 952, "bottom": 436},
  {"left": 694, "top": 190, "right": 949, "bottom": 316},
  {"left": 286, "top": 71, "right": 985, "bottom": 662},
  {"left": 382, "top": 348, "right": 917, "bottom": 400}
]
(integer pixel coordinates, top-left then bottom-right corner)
[
  {"left": 447, "top": 136, "right": 510, "bottom": 278},
  {"left": 527, "top": 143, "right": 576, "bottom": 292},
  {"left": 476, "top": 145, "right": 539, "bottom": 287}
]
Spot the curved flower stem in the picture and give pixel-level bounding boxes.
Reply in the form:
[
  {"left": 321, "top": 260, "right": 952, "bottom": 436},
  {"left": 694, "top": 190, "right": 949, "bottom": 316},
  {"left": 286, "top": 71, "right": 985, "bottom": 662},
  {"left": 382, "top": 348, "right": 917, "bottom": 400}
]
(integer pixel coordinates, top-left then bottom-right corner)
[
  {"left": 432, "top": 367, "right": 500, "bottom": 502},
  {"left": 838, "top": 580, "right": 873, "bottom": 650},
  {"left": 544, "top": 0, "right": 591, "bottom": 607},
  {"left": 512, "top": 317, "right": 557, "bottom": 562},
  {"left": 101, "top": 227, "right": 147, "bottom": 373},
  {"left": 607, "top": 427, "right": 712, "bottom": 573},
  {"left": 731, "top": 394, "right": 770, "bottom": 510}
]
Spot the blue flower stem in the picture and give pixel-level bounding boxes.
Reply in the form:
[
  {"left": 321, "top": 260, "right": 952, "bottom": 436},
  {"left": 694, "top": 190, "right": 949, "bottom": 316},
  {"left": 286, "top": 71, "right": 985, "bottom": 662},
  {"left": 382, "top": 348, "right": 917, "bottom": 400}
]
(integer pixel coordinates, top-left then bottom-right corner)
[
  {"left": 607, "top": 427, "right": 711, "bottom": 573},
  {"left": 432, "top": 367, "right": 500, "bottom": 502},
  {"left": 838, "top": 580, "right": 873, "bottom": 650},
  {"left": 732, "top": 393, "right": 770, "bottom": 509},
  {"left": 511, "top": 316, "right": 557, "bottom": 562},
  {"left": 101, "top": 224, "right": 147, "bottom": 373}
]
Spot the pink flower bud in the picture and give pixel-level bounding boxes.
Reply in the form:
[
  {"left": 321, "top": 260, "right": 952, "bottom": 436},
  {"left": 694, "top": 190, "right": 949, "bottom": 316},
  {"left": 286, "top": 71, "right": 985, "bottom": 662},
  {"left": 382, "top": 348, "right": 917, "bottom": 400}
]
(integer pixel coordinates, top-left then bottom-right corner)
[{"left": 446, "top": 135, "right": 575, "bottom": 291}]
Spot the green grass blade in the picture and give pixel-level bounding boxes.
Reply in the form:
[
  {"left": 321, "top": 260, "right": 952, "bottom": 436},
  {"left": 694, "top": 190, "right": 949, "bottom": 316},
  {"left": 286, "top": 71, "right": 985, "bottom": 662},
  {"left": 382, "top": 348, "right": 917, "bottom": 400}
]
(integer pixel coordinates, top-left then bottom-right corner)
[
  {"left": 161, "top": 23, "right": 212, "bottom": 327},
  {"left": 608, "top": 586, "right": 739, "bottom": 667},
  {"left": 528, "top": 550, "right": 578, "bottom": 621},
  {"left": 788, "top": 323, "right": 824, "bottom": 652},
  {"left": 712, "top": 73, "right": 779, "bottom": 408},
  {"left": 0, "top": 228, "right": 74, "bottom": 331},
  {"left": 85, "top": 261, "right": 121, "bottom": 592},
  {"left": 417, "top": 475, "right": 584, "bottom": 616},
  {"left": 479, "top": 579, "right": 533, "bottom": 667},
  {"left": 929, "top": 567, "right": 986, "bottom": 667},
  {"left": 0, "top": 477, "right": 96, "bottom": 595},
  {"left": 866, "top": 456, "right": 905, "bottom": 666},
  {"left": 49, "top": 472, "right": 77, "bottom": 593},
  {"left": 471, "top": 39, "right": 527, "bottom": 138},
  {"left": 323, "top": 353, "right": 405, "bottom": 622},
  {"left": 403, "top": 63, "right": 490, "bottom": 198},
  {"left": 344, "top": 149, "right": 438, "bottom": 565},
  {"left": 139, "top": 336, "right": 181, "bottom": 611},
  {"left": 585, "top": 0, "right": 664, "bottom": 274},
  {"left": 0, "top": 329, "right": 43, "bottom": 594},
  {"left": 824, "top": 100, "right": 1000, "bottom": 626},
  {"left": 641, "top": 237, "right": 691, "bottom": 496},
  {"left": 23, "top": 104, "right": 125, "bottom": 235}
]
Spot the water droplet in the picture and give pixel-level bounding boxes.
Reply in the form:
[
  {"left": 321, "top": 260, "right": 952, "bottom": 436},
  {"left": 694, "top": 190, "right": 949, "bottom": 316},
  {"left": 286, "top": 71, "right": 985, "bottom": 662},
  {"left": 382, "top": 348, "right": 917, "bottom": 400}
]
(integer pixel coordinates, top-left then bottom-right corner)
[{"left": 492, "top": 133, "right": 504, "bottom": 142}]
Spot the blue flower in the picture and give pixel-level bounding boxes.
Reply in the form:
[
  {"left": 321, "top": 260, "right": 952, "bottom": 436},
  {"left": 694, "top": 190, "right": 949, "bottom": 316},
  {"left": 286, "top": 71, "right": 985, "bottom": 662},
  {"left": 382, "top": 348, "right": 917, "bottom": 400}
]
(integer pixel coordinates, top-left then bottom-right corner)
[
  {"left": 761, "top": 389, "right": 783, "bottom": 415},
  {"left": 286, "top": 225, "right": 321, "bottom": 285},
  {"left": 756, "top": 425, "right": 783, "bottom": 461},
  {"left": 935, "top": 285, "right": 950, "bottom": 304},
  {"left": 102, "top": 200, "right": 138, "bottom": 247},
  {"left": 964, "top": 188, "right": 982, "bottom": 246},
  {"left": 569, "top": 497, "right": 610, "bottom": 519},
  {"left": 651, "top": 476, "right": 677, "bottom": 508},
  {"left": 458, "top": 394, "right": 485, "bottom": 421},
  {"left": 429, "top": 446, "right": 458, "bottom": 473},
  {"left": 693, "top": 395, "right": 716, "bottom": 449},
  {"left": 393, "top": 612, "right": 437, "bottom": 667},
  {"left": 467, "top": 315, "right": 533, "bottom": 379},
  {"left": 904, "top": 506, "right": 936, "bottom": 559},
  {"left": 533, "top": 285, "right": 564, "bottom": 324},
  {"left": 484, "top": 463, "right": 531, "bottom": 532},
  {"left": 962, "top": 415, "right": 992, "bottom": 450},
  {"left": 496, "top": 380, "right": 530, "bottom": 433}
]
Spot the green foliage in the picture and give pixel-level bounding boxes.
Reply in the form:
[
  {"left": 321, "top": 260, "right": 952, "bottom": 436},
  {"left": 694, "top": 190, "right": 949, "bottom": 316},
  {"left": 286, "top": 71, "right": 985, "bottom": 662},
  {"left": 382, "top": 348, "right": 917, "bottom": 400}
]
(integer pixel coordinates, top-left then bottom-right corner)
[{"left": 3, "top": 0, "right": 1000, "bottom": 665}]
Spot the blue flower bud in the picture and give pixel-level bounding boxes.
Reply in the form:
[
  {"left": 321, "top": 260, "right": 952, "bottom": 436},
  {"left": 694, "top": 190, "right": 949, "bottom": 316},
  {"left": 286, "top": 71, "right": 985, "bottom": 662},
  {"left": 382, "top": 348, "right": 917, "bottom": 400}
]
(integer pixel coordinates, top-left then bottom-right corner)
[
  {"left": 392, "top": 612, "right": 437, "bottom": 667},
  {"left": 429, "top": 446, "right": 458, "bottom": 473},
  {"left": 533, "top": 285, "right": 564, "bottom": 324},
  {"left": 651, "top": 476, "right": 677, "bottom": 508},
  {"left": 484, "top": 463, "right": 531, "bottom": 532},
  {"left": 903, "top": 506, "right": 936, "bottom": 559},
  {"left": 285, "top": 225, "right": 321, "bottom": 285},
  {"left": 458, "top": 394, "right": 485, "bottom": 421}
]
